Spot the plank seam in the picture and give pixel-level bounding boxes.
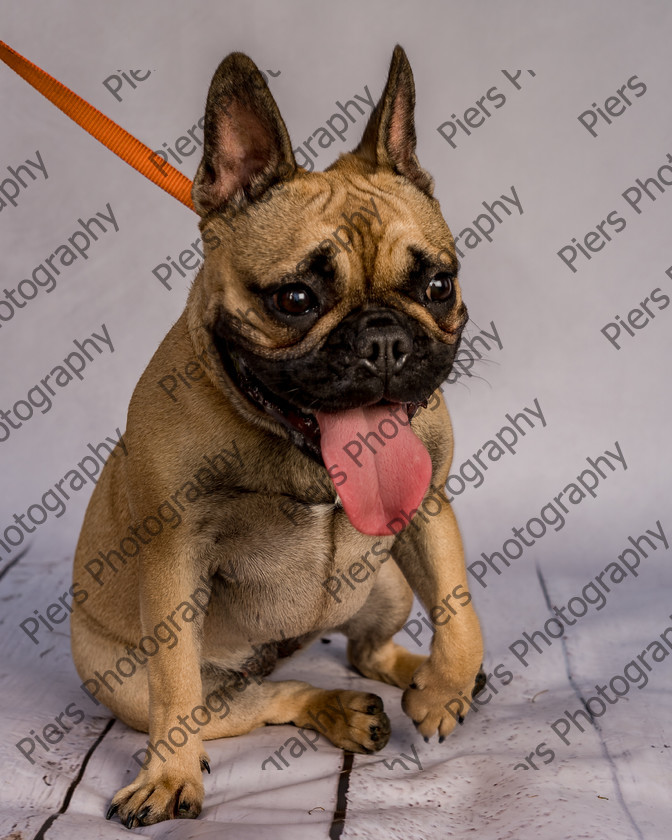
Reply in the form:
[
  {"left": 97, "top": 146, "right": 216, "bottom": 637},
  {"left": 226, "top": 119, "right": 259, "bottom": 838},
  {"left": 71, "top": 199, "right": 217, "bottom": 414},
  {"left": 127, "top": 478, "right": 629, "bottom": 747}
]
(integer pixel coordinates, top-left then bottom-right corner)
[
  {"left": 0, "top": 544, "right": 31, "bottom": 584},
  {"left": 535, "top": 562, "right": 644, "bottom": 840},
  {"left": 329, "top": 750, "right": 354, "bottom": 839},
  {"left": 32, "top": 717, "right": 116, "bottom": 840}
]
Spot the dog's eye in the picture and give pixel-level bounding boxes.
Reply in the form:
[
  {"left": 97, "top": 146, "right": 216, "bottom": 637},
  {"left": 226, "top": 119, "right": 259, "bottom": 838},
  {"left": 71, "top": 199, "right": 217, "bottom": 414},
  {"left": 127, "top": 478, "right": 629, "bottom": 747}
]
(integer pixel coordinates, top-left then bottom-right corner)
[
  {"left": 274, "top": 284, "right": 318, "bottom": 316},
  {"left": 425, "top": 273, "right": 454, "bottom": 302}
]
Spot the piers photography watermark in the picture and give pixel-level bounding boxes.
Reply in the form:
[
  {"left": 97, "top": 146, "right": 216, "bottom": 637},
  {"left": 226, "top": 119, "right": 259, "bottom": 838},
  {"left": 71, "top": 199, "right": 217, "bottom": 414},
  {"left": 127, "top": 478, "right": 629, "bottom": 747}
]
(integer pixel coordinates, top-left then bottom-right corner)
[{"left": 1, "top": 22, "right": 670, "bottom": 836}]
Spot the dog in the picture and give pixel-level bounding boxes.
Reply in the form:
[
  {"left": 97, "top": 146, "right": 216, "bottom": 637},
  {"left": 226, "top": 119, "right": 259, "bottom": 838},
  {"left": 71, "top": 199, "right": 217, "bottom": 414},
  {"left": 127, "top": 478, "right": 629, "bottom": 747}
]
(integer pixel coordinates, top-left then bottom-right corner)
[{"left": 71, "top": 44, "right": 484, "bottom": 827}]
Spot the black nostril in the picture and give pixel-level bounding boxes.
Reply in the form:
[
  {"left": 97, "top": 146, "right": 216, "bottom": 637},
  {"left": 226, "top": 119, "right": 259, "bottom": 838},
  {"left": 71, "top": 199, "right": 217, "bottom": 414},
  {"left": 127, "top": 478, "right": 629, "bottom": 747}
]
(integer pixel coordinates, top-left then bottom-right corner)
[
  {"left": 390, "top": 338, "right": 411, "bottom": 373},
  {"left": 392, "top": 339, "right": 408, "bottom": 361}
]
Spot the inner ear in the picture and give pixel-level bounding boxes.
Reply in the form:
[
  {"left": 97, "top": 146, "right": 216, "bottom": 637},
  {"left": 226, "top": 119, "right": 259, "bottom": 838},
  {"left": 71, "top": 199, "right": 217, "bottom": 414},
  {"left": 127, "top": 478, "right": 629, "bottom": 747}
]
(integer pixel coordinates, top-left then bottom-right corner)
[
  {"left": 192, "top": 52, "right": 296, "bottom": 217},
  {"left": 353, "top": 45, "right": 434, "bottom": 196},
  {"left": 386, "top": 86, "right": 416, "bottom": 173},
  {"left": 204, "top": 102, "right": 279, "bottom": 202}
]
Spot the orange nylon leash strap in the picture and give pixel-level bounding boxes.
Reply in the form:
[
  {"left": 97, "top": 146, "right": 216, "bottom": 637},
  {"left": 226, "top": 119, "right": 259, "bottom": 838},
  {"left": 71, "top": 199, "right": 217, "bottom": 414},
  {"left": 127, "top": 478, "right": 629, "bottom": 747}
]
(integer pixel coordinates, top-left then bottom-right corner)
[{"left": 0, "top": 40, "right": 195, "bottom": 212}]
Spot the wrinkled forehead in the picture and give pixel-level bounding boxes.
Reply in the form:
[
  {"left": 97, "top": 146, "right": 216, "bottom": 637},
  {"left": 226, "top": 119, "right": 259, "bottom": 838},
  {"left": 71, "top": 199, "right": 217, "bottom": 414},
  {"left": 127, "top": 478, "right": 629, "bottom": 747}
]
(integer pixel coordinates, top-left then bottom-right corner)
[{"left": 208, "top": 168, "right": 457, "bottom": 281}]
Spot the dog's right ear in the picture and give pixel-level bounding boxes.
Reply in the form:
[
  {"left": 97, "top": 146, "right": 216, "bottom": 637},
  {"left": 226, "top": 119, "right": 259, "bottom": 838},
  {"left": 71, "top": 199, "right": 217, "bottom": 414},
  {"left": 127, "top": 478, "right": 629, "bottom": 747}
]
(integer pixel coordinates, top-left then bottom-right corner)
[{"left": 192, "top": 53, "right": 296, "bottom": 217}]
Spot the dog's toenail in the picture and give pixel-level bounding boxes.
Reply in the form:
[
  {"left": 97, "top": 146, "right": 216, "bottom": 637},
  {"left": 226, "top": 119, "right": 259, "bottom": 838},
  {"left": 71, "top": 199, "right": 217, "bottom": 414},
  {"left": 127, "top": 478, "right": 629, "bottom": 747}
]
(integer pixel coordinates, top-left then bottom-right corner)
[{"left": 106, "top": 803, "right": 118, "bottom": 821}]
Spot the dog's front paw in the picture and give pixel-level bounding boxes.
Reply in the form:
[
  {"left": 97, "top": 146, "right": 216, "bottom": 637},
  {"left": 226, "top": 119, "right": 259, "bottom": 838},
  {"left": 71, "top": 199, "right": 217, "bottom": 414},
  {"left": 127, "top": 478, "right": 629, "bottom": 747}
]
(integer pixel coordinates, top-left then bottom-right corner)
[
  {"left": 106, "top": 760, "right": 206, "bottom": 828},
  {"left": 402, "top": 660, "right": 484, "bottom": 742}
]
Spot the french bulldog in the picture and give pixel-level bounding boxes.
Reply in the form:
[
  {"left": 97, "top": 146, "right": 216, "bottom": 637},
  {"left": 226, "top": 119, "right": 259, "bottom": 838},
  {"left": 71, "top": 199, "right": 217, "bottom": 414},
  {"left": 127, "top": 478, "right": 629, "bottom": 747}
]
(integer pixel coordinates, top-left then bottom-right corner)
[{"left": 71, "top": 44, "right": 484, "bottom": 827}]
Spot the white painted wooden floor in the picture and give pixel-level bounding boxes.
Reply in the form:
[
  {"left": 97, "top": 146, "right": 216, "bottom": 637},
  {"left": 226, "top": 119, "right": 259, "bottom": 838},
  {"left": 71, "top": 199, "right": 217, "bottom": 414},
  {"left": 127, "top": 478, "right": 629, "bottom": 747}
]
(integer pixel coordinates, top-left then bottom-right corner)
[{"left": 2, "top": 528, "right": 670, "bottom": 840}]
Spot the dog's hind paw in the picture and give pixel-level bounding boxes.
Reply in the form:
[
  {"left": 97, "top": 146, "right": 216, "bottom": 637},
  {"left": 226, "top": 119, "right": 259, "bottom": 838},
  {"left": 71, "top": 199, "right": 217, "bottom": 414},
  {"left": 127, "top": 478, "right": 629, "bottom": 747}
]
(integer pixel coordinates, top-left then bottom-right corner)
[{"left": 300, "top": 689, "right": 391, "bottom": 754}]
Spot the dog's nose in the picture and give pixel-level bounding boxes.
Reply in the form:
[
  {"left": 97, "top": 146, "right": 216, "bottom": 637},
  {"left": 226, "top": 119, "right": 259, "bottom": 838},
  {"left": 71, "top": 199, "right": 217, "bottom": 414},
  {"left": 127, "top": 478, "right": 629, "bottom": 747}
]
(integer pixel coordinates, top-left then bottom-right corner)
[{"left": 355, "top": 321, "right": 412, "bottom": 375}]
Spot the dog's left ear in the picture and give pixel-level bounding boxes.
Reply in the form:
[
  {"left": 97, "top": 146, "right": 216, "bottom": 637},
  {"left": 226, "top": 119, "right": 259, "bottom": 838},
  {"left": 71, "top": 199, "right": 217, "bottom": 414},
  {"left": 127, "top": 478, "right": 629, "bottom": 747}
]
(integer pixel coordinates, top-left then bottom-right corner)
[
  {"left": 353, "top": 45, "right": 434, "bottom": 196},
  {"left": 192, "top": 52, "right": 296, "bottom": 217}
]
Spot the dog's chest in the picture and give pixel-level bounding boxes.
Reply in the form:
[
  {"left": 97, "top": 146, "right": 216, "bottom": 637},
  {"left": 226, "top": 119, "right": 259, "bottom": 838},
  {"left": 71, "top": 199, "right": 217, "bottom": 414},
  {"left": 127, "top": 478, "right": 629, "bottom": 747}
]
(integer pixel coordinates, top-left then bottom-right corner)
[{"left": 198, "top": 493, "right": 395, "bottom": 637}]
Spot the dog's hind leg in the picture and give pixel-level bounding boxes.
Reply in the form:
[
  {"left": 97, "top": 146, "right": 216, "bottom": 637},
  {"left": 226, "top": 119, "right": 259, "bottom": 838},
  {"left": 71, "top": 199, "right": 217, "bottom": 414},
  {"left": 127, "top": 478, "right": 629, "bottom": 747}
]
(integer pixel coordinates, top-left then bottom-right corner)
[
  {"left": 196, "top": 668, "right": 392, "bottom": 753},
  {"left": 338, "top": 557, "right": 428, "bottom": 690},
  {"left": 103, "top": 660, "right": 391, "bottom": 827}
]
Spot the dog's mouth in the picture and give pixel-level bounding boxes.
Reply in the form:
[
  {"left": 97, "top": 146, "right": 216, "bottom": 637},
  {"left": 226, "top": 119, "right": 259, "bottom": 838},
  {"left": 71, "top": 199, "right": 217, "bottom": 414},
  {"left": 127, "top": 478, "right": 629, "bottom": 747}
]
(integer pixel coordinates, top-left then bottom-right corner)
[
  {"left": 215, "top": 335, "right": 434, "bottom": 536},
  {"left": 222, "top": 342, "right": 324, "bottom": 455}
]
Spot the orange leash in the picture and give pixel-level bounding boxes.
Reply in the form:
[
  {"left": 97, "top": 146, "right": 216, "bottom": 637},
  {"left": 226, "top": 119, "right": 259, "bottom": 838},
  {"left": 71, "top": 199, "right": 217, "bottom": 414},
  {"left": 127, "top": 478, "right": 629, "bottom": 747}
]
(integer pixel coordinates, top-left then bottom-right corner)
[{"left": 0, "top": 40, "right": 195, "bottom": 212}]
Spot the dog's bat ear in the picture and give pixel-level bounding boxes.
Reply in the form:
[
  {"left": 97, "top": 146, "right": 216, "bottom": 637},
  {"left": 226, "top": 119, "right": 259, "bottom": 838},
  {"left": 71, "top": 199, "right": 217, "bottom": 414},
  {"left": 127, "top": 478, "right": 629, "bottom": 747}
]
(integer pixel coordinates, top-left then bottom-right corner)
[
  {"left": 353, "top": 45, "right": 434, "bottom": 196},
  {"left": 192, "top": 53, "right": 296, "bottom": 217}
]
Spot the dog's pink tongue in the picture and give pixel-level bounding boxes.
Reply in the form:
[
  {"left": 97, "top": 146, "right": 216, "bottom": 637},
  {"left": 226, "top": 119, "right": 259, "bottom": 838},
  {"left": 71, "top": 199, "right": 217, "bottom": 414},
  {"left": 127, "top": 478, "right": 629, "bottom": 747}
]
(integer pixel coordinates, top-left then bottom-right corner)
[{"left": 316, "top": 405, "right": 432, "bottom": 536}]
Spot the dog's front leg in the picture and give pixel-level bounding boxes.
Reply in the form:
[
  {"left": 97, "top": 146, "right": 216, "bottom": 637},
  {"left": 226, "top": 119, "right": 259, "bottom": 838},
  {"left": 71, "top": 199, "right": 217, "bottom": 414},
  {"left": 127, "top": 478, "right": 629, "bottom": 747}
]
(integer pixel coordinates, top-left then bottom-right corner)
[
  {"left": 107, "top": 563, "right": 211, "bottom": 828},
  {"left": 392, "top": 493, "right": 484, "bottom": 741}
]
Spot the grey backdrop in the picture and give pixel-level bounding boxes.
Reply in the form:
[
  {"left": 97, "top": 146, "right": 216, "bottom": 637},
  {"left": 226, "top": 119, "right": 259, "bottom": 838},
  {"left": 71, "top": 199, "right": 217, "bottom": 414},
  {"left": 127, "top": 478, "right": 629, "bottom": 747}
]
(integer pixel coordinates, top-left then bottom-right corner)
[{"left": 1, "top": 2, "right": 671, "bottom": 838}]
